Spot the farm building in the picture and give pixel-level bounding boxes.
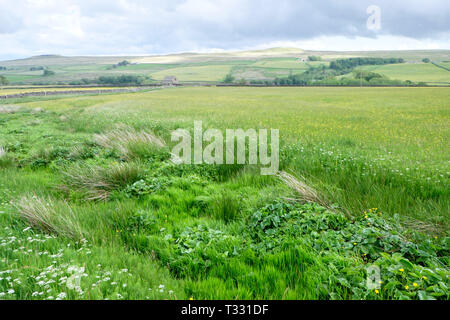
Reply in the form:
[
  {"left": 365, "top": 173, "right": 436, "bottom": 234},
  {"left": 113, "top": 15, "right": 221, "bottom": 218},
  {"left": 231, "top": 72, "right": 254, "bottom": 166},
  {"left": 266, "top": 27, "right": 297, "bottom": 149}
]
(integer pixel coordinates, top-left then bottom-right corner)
[{"left": 162, "top": 76, "right": 179, "bottom": 85}]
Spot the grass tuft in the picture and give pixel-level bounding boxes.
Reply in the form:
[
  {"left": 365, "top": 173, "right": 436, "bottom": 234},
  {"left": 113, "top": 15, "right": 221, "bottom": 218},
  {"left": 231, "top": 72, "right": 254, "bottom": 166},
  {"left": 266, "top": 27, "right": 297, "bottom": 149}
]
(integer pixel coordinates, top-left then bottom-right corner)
[
  {"left": 13, "top": 195, "right": 82, "bottom": 240},
  {"left": 0, "top": 146, "right": 14, "bottom": 168},
  {"left": 0, "top": 105, "right": 23, "bottom": 114},
  {"left": 211, "top": 191, "right": 241, "bottom": 223},
  {"left": 94, "top": 125, "right": 166, "bottom": 160},
  {"left": 277, "top": 171, "right": 326, "bottom": 207},
  {"left": 60, "top": 162, "right": 144, "bottom": 201}
]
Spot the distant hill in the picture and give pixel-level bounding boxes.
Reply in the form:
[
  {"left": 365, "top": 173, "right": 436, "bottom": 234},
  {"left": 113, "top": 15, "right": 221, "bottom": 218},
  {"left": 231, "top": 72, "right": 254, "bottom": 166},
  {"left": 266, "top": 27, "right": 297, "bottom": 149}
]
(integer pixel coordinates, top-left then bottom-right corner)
[{"left": 0, "top": 47, "right": 448, "bottom": 85}]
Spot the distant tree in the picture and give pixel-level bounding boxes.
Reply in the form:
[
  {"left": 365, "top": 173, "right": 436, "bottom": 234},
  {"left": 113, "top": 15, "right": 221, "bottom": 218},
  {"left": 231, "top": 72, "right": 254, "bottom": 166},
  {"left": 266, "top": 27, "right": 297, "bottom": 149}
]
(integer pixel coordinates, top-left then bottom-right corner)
[
  {"left": 30, "top": 66, "right": 44, "bottom": 71},
  {"left": 223, "top": 73, "right": 235, "bottom": 83},
  {"left": 0, "top": 75, "right": 8, "bottom": 85},
  {"left": 422, "top": 58, "right": 430, "bottom": 63},
  {"left": 353, "top": 70, "right": 384, "bottom": 82},
  {"left": 97, "top": 75, "right": 144, "bottom": 85},
  {"left": 0, "top": 66, "right": 6, "bottom": 71},
  {"left": 43, "top": 69, "right": 55, "bottom": 76},
  {"left": 308, "top": 56, "right": 322, "bottom": 61},
  {"left": 113, "top": 60, "right": 131, "bottom": 68}
]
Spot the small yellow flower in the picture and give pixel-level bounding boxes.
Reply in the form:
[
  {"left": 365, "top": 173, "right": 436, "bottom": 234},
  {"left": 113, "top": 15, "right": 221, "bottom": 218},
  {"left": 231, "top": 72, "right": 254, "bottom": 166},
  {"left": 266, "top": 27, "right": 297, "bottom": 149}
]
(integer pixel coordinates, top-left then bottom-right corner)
[
  {"left": 405, "top": 285, "right": 409, "bottom": 290},
  {"left": 353, "top": 242, "right": 357, "bottom": 245},
  {"left": 189, "top": 297, "right": 194, "bottom": 300},
  {"left": 422, "top": 276, "right": 427, "bottom": 280},
  {"left": 378, "top": 281, "right": 383, "bottom": 284},
  {"left": 375, "top": 289, "right": 379, "bottom": 294},
  {"left": 413, "top": 283, "right": 418, "bottom": 287},
  {"left": 399, "top": 268, "right": 404, "bottom": 272}
]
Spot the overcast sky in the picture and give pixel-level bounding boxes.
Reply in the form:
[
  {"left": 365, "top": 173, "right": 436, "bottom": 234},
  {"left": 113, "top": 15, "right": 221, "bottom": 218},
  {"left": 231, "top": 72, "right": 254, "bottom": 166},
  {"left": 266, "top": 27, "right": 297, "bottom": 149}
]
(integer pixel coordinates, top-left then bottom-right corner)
[{"left": 0, "top": 0, "right": 449, "bottom": 60}]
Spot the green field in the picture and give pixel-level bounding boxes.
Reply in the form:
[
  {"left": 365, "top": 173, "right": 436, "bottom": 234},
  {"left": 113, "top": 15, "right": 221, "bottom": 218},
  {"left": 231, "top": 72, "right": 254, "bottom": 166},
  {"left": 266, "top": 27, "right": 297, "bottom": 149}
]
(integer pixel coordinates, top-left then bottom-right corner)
[
  {"left": 150, "top": 65, "right": 232, "bottom": 82},
  {"left": 359, "top": 63, "right": 450, "bottom": 84},
  {"left": 0, "top": 87, "right": 448, "bottom": 300},
  {"left": 1, "top": 48, "right": 449, "bottom": 85}
]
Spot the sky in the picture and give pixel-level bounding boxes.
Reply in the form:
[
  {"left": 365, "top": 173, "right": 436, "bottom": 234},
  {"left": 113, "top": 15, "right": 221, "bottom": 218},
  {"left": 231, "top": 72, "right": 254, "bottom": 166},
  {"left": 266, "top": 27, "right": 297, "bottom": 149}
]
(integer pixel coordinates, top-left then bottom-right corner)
[{"left": 0, "top": 0, "right": 449, "bottom": 60}]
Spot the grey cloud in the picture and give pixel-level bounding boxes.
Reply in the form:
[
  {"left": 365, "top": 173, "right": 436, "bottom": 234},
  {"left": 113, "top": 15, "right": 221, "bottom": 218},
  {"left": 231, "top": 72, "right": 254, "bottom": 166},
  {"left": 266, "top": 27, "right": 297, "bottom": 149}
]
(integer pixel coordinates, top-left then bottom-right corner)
[{"left": 0, "top": 0, "right": 449, "bottom": 60}]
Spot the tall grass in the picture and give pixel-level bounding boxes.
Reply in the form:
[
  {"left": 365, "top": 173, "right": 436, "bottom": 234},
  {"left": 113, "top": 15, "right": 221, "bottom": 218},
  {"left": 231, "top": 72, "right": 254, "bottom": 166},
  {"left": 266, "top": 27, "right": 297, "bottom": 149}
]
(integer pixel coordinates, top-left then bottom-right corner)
[
  {"left": 94, "top": 125, "right": 166, "bottom": 160},
  {"left": 60, "top": 162, "right": 144, "bottom": 201},
  {"left": 13, "top": 195, "right": 82, "bottom": 240}
]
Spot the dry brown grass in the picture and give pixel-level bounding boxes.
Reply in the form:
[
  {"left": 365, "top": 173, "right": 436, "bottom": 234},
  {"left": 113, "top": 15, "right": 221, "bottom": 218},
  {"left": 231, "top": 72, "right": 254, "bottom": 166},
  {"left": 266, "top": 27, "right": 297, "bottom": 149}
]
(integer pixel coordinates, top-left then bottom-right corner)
[
  {"left": 0, "top": 105, "right": 23, "bottom": 114},
  {"left": 59, "top": 162, "right": 144, "bottom": 201},
  {"left": 13, "top": 195, "right": 82, "bottom": 239},
  {"left": 277, "top": 171, "right": 328, "bottom": 207},
  {"left": 93, "top": 125, "right": 165, "bottom": 159}
]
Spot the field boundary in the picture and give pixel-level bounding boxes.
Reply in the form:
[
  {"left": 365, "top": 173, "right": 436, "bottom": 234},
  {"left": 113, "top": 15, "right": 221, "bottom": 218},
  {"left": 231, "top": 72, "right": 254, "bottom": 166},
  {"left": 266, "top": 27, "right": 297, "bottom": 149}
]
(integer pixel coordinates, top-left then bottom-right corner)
[{"left": 0, "top": 87, "right": 159, "bottom": 99}]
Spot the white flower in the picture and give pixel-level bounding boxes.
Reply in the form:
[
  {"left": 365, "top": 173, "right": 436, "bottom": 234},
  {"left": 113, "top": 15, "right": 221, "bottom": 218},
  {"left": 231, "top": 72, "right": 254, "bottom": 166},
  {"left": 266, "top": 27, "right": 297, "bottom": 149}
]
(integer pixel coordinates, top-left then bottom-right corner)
[
  {"left": 7, "top": 289, "right": 15, "bottom": 294},
  {"left": 56, "top": 292, "right": 67, "bottom": 300}
]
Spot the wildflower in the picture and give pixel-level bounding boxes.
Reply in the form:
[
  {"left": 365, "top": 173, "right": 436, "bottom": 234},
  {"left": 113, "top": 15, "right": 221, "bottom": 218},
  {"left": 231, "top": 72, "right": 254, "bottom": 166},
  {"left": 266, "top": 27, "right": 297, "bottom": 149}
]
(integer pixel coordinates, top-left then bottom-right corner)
[
  {"left": 189, "top": 297, "right": 194, "bottom": 300},
  {"left": 413, "top": 283, "right": 418, "bottom": 287},
  {"left": 7, "top": 289, "right": 14, "bottom": 294},
  {"left": 422, "top": 276, "right": 427, "bottom": 280},
  {"left": 375, "top": 289, "right": 379, "bottom": 294},
  {"left": 56, "top": 292, "right": 67, "bottom": 300},
  {"left": 399, "top": 268, "right": 404, "bottom": 272},
  {"left": 405, "top": 285, "right": 409, "bottom": 290}
]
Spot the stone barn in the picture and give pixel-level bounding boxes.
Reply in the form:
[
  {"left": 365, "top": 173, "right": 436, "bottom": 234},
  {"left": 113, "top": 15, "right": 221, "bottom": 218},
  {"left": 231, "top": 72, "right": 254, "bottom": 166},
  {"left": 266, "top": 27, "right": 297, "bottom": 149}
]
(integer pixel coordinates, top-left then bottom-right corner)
[{"left": 162, "top": 76, "right": 179, "bottom": 85}]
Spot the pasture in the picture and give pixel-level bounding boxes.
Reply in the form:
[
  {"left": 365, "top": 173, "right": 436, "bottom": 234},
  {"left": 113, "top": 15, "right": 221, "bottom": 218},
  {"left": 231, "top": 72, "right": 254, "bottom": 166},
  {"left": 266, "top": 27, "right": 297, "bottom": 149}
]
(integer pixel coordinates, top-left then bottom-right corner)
[
  {"left": 1, "top": 48, "right": 449, "bottom": 85},
  {"left": 0, "top": 86, "right": 448, "bottom": 300}
]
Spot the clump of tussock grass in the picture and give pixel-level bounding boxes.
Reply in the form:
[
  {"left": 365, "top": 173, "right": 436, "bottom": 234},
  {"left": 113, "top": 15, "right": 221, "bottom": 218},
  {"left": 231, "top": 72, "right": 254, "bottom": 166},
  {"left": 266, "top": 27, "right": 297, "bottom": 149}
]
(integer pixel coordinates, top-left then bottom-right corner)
[
  {"left": 13, "top": 195, "right": 82, "bottom": 240},
  {"left": 31, "top": 107, "right": 44, "bottom": 114},
  {"left": 0, "top": 146, "right": 14, "bottom": 168},
  {"left": 211, "top": 191, "right": 241, "bottom": 223},
  {"left": 60, "top": 162, "right": 144, "bottom": 201},
  {"left": 0, "top": 105, "right": 23, "bottom": 114},
  {"left": 93, "top": 125, "right": 166, "bottom": 160},
  {"left": 0, "top": 146, "right": 6, "bottom": 159},
  {"left": 277, "top": 171, "right": 327, "bottom": 207}
]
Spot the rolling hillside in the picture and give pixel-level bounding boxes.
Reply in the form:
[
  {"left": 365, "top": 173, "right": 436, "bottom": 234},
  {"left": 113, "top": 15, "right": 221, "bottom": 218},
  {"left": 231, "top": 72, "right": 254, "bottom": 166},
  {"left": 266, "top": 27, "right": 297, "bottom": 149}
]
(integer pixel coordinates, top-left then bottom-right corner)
[{"left": 1, "top": 48, "right": 449, "bottom": 85}]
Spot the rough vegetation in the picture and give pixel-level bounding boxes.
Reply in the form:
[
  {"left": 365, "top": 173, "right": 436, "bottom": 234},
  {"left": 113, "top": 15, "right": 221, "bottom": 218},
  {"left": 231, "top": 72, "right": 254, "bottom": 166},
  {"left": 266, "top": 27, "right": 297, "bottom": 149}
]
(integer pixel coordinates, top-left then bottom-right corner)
[{"left": 0, "top": 87, "right": 448, "bottom": 300}]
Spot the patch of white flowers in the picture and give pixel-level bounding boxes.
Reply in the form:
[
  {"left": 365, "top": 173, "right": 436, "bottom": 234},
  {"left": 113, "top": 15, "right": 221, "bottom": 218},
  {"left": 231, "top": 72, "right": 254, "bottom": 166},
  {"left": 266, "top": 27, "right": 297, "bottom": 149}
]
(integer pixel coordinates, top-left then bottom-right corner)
[{"left": 0, "top": 226, "right": 176, "bottom": 300}]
